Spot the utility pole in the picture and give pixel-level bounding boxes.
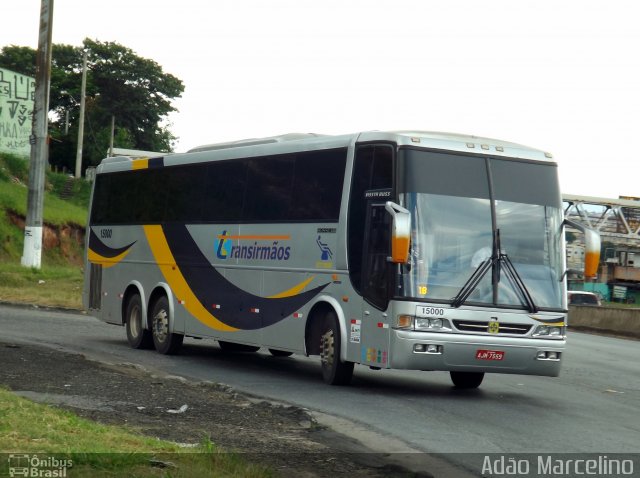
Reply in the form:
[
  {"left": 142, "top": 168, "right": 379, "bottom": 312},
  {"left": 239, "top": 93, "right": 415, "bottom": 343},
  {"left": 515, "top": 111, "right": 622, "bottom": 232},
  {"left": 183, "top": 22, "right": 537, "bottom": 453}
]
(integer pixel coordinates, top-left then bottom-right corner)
[
  {"left": 74, "top": 50, "right": 87, "bottom": 178},
  {"left": 109, "top": 114, "right": 115, "bottom": 157},
  {"left": 21, "top": 0, "right": 54, "bottom": 269}
]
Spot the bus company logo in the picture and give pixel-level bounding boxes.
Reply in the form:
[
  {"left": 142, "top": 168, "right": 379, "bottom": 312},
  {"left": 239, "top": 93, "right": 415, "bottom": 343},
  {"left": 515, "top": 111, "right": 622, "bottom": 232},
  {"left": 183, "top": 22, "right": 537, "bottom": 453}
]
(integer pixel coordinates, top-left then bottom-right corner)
[
  {"left": 8, "top": 454, "right": 73, "bottom": 477},
  {"left": 215, "top": 231, "right": 291, "bottom": 261},
  {"left": 215, "top": 230, "right": 233, "bottom": 259}
]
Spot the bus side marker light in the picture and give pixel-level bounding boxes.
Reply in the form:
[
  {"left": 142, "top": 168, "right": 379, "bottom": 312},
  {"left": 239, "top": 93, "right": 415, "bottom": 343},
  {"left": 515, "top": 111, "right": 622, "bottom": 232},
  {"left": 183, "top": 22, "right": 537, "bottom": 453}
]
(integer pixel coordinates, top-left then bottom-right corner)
[
  {"left": 293, "top": 312, "right": 303, "bottom": 318},
  {"left": 211, "top": 304, "right": 221, "bottom": 309},
  {"left": 342, "top": 296, "right": 349, "bottom": 302},
  {"left": 377, "top": 323, "right": 389, "bottom": 329},
  {"left": 250, "top": 308, "right": 260, "bottom": 313},
  {"left": 396, "top": 315, "right": 412, "bottom": 329}
]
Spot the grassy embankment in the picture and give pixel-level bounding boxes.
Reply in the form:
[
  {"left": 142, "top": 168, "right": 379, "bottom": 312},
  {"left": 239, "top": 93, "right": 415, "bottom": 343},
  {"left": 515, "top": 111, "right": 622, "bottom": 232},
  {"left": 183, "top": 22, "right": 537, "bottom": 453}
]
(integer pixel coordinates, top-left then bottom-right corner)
[
  {"left": 0, "top": 388, "right": 272, "bottom": 477},
  {"left": 0, "top": 152, "right": 87, "bottom": 309}
]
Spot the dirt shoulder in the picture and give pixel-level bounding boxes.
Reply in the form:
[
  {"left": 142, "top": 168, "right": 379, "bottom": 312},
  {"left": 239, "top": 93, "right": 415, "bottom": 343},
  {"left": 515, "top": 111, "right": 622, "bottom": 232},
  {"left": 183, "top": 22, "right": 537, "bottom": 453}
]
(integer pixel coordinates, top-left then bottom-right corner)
[{"left": 0, "top": 340, "right": 426, "bottom": 477}]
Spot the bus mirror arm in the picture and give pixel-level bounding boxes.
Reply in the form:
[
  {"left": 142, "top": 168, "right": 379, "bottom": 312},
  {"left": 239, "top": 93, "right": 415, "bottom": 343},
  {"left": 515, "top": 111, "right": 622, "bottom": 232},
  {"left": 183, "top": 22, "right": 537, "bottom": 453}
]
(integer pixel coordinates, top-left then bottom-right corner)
[
  {"left": 564, "top": 219, "right": 601, "bottom": 278},
  {"left": 385, "top": 202, "right": 411, "bottom": 264}
]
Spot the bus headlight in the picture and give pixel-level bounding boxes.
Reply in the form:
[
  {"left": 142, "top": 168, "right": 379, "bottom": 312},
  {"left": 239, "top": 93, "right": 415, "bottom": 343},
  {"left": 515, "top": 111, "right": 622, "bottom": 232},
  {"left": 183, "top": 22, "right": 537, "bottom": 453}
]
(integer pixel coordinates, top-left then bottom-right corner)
[
  {"left": 416, "top": 318, "right": 443, "bottom": 329},
  {"left": 533, "top": 325, "right": 565, "bottom": 338},
  {"left": 414, "top": 317, "right": 451, "bottom": 332},
  {"left": 396, "top": 315, "right": 451, "bottom": 332}
]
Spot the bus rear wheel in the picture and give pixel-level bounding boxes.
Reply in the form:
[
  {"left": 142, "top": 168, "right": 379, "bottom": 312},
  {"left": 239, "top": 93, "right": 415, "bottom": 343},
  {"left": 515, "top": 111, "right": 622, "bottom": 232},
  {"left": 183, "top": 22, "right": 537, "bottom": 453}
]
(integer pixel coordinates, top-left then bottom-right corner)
[
  {"left": 450, "top": 371, "right": 484, "bottom": 389},
  {"left": 125, "top": 294, "right": 153, "bottom": 349},
  {"left": 320, "top": 311, "right": 354, "bottom": 385},
  {"left": 150, "top": 296, "right": 183, "bottom": 355}
]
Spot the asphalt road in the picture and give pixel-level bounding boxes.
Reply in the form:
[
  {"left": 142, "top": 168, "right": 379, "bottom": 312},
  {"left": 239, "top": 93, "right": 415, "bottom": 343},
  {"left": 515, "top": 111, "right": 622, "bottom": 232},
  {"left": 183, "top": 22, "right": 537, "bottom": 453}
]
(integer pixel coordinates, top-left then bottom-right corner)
[{"left": 1, "top": 304, "right": 638, "bottom": 465}]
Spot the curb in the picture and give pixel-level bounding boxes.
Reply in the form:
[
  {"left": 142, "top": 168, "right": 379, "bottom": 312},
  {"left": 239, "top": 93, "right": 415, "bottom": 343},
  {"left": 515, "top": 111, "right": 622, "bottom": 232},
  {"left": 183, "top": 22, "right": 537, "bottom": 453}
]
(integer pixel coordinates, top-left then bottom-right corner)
[{"left": 0, "top": 300, "right": 85, "bottom": 316}]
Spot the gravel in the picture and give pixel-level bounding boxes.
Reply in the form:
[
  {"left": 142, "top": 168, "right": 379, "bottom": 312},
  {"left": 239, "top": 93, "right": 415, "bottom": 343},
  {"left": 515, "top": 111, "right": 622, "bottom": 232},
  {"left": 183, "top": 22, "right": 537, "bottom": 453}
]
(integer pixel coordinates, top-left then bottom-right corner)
[{"left": 0, "top": 341, "right": 427, "bottom": 477}]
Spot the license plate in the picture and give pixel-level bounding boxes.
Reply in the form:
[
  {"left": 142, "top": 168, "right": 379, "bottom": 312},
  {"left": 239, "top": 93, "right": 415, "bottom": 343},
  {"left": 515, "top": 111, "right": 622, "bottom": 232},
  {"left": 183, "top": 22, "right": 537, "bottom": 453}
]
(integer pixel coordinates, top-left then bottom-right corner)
[{"left": 476, "top": 349, "right": 504, "bottom": 361}]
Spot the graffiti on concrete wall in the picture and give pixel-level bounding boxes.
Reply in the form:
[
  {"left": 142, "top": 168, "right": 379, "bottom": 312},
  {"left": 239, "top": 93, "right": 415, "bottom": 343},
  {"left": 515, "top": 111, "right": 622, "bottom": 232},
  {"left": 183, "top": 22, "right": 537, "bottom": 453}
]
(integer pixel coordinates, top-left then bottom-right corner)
[{"left": 0, "top": 67, "right": 35, "bottom": 157}]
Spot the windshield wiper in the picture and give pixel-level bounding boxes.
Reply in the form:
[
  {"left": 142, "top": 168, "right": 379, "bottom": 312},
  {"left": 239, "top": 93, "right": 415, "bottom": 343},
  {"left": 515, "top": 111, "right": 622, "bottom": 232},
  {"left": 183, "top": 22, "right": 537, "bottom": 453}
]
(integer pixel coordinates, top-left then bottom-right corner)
[
  {"left": 451, "top": 222, "right": 539, "bottom": 312},
  {"left": 451, "top": 256, "right": 494, "bottom": 308},
  {"left": 500, "top": 253, "right": 538, "bottom": 313},
  {"left": 451, "top": 253, "right": 539, "bottom": 313},
  {"left": 452, "top": 226, "right": 501, "bottom": 308}
]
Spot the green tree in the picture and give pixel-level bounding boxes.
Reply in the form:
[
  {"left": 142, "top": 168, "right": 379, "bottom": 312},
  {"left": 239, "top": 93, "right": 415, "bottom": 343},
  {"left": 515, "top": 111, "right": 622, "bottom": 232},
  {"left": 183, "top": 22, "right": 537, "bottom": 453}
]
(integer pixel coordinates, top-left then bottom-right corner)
[
  {"left": 0, "top": 39, "right": 184, "bottom": 172},
  {"left": 0, "top": 45, "right": 36, "bottom": 76}
]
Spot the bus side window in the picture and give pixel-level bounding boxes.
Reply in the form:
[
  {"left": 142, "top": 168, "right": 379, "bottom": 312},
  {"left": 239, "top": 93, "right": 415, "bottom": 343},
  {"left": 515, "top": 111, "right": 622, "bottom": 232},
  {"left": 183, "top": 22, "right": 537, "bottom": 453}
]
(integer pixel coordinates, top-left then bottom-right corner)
[
  {"left": 347, "top": 144, "right": 393, "bottom": 293},
  {"left": 361, "top": 203, "right": 392, "bottom": 310},
  {"left": 370, "top": 147, "right": 393, "bottom": 189}
]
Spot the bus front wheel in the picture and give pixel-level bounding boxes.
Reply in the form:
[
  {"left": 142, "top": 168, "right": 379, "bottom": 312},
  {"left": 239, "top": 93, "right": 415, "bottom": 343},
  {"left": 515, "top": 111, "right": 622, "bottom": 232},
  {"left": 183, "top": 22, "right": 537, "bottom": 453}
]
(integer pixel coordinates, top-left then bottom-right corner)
[
  {"left": 125, "top": 294, "right": 153, "bottom": 349},
  {"left": 450, "top": 371, "right": 484, "bottom": 389},
  {"left": 150, "top": 296, "right": 184, "bottom": 355},
  {"left": 320, "top": 311, "right": 354, "bottom": 385}
]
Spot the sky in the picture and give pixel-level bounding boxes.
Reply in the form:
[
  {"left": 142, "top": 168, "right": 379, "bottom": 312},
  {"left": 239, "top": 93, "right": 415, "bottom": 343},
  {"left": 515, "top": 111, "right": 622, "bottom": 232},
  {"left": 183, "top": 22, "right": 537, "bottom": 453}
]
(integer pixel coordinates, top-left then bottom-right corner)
[{"left": 4, "top": 0, "right": 640, "bottom": 199}]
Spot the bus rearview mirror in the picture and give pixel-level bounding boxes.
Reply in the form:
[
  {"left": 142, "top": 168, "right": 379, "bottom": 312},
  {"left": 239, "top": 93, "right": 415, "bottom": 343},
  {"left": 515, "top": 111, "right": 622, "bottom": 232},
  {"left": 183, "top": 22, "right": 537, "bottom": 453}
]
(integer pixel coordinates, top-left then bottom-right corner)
[
  {"left": 385, "top": 202, "right": 411, "bottom": 264},
  {"left": 564, "top": 219, "right": 601, "bottom": 278},
  {"left": 583, "top": 228, "right": 601, "bottom": 278}
]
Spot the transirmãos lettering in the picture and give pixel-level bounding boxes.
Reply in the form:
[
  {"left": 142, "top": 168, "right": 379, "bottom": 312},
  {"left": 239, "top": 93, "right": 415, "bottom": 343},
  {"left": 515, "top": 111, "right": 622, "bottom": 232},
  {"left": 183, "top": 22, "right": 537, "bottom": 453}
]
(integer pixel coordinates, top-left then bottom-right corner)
[{"left": 229, "top": 241, "right": 291, "bottom": 261}]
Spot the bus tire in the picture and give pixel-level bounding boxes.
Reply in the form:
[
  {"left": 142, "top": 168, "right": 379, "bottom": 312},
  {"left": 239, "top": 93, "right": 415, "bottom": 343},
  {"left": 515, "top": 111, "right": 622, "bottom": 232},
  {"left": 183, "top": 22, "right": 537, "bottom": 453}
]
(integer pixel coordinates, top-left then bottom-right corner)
[
  {"left": 218, "top": 341, "right": 259, "bottom": 352},
  {"left": 320, "top": 311, "right": 354, "bottom": 385},
  {"left": 268, "top": 349, "right": 293, "bottom": 357},
  {"left": 150, "top": 296, "right": 183, "bottom": 355},
  {"left": 125, "top": 293, "right": 153, "bottom": 349},
  {"left": 450, "top": 371, "right": 484, "bottom": 389}
]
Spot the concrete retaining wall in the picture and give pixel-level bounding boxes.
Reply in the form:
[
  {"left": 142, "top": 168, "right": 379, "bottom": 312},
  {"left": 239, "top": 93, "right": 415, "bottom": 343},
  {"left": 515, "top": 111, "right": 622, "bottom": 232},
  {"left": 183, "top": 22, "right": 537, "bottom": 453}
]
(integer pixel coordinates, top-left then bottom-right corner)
[{"left": 568, "top": 305, "right": 640, "bottom": 339}]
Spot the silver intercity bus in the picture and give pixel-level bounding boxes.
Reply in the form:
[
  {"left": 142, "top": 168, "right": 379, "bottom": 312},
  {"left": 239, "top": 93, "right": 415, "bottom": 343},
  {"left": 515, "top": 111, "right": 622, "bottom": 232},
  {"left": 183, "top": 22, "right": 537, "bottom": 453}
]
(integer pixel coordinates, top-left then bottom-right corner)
[{"left": 83, "top": 131, "right": 600, "bottom": 388}]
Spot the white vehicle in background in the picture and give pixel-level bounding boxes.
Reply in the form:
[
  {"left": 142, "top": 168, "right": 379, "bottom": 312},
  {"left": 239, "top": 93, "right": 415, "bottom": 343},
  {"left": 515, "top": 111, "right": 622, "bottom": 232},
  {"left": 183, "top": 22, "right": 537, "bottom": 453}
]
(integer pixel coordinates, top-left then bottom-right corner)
[{"left": 568, "top": 291, "right": 602, "bottom": 306}]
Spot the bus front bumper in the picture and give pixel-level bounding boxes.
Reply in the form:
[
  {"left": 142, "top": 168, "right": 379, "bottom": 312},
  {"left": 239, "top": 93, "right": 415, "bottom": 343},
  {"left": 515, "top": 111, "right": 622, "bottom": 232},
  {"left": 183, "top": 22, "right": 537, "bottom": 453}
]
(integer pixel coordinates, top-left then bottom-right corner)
[{"left": 390, "top": 330, "right": 564, "bottom": 377}]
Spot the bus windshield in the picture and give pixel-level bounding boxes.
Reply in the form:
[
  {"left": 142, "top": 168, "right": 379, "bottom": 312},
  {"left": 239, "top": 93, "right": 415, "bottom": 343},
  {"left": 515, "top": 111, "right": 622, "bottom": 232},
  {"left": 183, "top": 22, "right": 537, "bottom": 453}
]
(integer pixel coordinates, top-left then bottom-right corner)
[{"left": 397, "top": 149, "right": 564, "bottom": 310}]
